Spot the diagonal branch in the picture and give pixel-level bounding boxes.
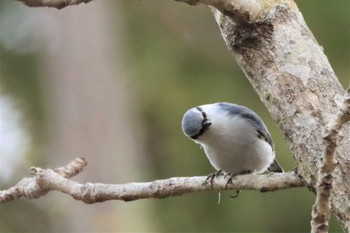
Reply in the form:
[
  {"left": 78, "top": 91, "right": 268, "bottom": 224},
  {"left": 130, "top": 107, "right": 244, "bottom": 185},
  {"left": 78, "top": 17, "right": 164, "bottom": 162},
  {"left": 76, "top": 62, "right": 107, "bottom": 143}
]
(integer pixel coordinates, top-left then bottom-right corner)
[
  {"left": 0, "top": 158, "right": 305, "bottom": 204},
  {"left": 311, "top": 88, "right": 350, "bottom": 233}
]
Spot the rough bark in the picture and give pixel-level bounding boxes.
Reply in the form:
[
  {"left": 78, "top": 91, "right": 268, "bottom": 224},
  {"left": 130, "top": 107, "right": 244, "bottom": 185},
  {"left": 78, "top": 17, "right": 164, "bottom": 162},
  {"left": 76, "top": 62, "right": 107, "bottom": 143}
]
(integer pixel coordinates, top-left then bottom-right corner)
[
  {"left": 209, "top": 2, "right": 349, "bottom": 231},
  {"left": 311, "top": 89, "right": 350, "bottom": 232}
]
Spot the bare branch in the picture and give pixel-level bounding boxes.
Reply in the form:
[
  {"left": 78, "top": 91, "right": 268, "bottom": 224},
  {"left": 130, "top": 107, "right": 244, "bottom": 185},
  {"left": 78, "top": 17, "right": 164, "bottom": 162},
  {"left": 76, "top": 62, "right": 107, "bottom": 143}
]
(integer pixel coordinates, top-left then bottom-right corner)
[
  {"left": 0, "top": 158, "right": 87, "bottom": 202},
  {"left": 16, "top": 0, "right": 92, "bottom": 9},
  {"left": 0, "top": 158, "right": 305, "bottom": 204},
  {"left": 311, "top": 88, "right": 350, "bottom": 233},
  {"left": 16, "top": 0, "right": 291, "bottom": 24}
]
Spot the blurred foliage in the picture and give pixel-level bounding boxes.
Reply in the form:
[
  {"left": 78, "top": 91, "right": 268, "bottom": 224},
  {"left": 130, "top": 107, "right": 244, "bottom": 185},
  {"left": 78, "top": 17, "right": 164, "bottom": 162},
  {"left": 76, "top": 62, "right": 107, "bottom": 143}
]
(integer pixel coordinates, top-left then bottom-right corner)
[
  {"left": 1, "top": 0, "right": 349, "bottom": 232},
  {"left": 0, "top": 51, "right": 47, "bottom": 168}
]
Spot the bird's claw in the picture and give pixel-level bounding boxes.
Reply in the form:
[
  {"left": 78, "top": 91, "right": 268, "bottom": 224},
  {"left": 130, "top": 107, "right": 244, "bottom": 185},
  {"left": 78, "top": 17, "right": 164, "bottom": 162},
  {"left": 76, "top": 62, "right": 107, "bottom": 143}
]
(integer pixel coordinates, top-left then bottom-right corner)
[
  {"left": 230, "top": 190, "right": 241, "bottom": 198},
  {"left": 224, "top": 173, "right": 235, "bottom": 189},
  {"left": 224, "top": 170, "right": 251, "bottom": 189},
  {"left": 224, "top": 173, "right": 241, "bottom": 199},
  {"left": 204, "top": 170, "right": 223, "bottom": 189}
]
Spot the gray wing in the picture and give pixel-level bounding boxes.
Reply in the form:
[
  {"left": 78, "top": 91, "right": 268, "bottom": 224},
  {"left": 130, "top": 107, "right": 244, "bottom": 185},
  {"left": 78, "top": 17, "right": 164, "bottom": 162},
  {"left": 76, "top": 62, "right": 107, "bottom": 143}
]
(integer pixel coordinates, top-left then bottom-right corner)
[
  {"left": 218, "top": 102, "right": 284, "bottom": 173},
  {"left": 218, "top": 102, "right": 274, "bottom": 147}
]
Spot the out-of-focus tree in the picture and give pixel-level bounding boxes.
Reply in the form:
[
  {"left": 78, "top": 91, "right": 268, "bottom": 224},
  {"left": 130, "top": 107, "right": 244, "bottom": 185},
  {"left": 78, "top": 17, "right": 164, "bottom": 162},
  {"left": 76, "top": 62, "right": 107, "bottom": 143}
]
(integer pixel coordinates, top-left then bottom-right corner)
[{"left": 1, "top": 1, "right": 154, "bottom": 232}]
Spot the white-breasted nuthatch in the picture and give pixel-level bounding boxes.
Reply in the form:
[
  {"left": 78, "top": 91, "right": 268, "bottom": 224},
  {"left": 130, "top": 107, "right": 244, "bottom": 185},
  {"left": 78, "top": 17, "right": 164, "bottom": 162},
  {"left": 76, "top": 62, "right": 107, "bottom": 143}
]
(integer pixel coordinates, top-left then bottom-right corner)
[{"left": 181, "top": 102, "right": 283, "bottom": 178}]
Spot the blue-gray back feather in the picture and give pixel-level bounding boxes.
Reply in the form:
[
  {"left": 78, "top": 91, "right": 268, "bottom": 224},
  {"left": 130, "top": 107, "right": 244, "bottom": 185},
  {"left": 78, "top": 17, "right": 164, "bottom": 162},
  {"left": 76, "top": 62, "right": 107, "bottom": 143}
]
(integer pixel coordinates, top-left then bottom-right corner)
[{"left": 217, "top": 102, "right": 274, "bottom": 147}]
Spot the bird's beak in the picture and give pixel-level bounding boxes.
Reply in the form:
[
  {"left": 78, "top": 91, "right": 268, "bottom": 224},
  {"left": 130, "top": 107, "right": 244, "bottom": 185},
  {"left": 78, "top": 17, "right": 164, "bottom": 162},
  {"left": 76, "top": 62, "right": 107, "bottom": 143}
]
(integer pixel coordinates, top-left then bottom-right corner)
[{"left": 203, "top": 120, "right": 212, "bottom": 129}]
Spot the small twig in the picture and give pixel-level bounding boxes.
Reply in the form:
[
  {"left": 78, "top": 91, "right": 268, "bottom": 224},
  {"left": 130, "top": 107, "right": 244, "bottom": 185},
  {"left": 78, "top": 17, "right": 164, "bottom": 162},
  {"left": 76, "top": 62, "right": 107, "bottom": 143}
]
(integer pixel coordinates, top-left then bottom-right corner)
[
  {"left": 311, "top": 88, "right": 350, "bottom": 233},
  {"left": 53, "top": 157, "right": 87, "bottom": 178},
  {"left": 16, "top": 0, "right": 92, "bottom": 9},
  {"left": 0, "top": 158, "right": 304, "bottom": 204}
]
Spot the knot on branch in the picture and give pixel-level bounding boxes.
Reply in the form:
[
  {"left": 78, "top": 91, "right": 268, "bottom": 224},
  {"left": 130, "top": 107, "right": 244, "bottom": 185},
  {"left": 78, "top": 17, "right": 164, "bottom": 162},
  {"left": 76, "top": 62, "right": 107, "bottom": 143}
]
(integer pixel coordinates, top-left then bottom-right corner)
[{"left": 80, "top": 183, "right": 97, "bottom": 204}]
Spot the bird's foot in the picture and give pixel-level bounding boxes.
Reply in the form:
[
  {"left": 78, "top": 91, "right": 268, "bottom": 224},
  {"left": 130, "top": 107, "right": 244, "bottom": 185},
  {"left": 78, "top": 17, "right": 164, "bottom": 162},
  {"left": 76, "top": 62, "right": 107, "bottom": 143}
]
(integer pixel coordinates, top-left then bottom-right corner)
[
  {"left": 224, "top": 170, "right": 252, "bottom": 189},
  {"left": 224, "top": 173, "right": 235, "bottom": 189},
  {"left": 230, "top": 189, "right": 241, "bottom": 199},
  {"left": 204, "top": 170, "right": 224, "bottom": 189}
]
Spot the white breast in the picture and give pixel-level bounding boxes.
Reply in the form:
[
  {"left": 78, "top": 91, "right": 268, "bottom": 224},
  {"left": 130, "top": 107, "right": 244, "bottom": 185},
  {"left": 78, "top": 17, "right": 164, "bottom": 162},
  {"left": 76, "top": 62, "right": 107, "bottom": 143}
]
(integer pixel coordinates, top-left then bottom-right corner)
[{"left": 196, "top": 113, "right": 274, "bottom": 174}]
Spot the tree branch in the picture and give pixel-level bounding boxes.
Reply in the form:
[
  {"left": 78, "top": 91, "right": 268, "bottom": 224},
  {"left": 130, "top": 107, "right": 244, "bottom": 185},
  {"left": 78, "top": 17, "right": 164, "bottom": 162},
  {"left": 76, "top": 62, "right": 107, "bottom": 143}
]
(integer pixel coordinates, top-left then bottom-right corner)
[
  {"left": 0, "top": 158, "right": 305, "bottom": 204},
  {"left": 16, "top": 0, "right": 288, "bottom": 25},
  {"left": 209, "top": 3, "right": 350, "bottom": 230},
  {"left": 0, "top": 158, "right": 87, "bottom": 202},
  {"left": 311, "top": 89, "right": 350, "bottom": 233},
  {"left": 16, "top": 0, "right": 92, "bottom": 9}
]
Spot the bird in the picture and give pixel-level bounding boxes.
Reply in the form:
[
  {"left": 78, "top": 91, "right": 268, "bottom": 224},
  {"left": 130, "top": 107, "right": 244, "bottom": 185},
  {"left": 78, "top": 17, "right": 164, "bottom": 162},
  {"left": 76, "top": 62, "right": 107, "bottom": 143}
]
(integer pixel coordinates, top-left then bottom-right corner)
[{"left": 181, "top": 102, "right": 283, "bottom": 186}]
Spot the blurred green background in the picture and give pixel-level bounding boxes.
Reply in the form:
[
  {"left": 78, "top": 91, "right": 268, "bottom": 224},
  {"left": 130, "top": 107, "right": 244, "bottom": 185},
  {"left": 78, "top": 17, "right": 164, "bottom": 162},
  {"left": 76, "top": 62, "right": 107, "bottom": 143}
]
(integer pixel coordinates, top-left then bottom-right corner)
[{"left": 0, "top": 0, "right": 348, "bottom": 232}]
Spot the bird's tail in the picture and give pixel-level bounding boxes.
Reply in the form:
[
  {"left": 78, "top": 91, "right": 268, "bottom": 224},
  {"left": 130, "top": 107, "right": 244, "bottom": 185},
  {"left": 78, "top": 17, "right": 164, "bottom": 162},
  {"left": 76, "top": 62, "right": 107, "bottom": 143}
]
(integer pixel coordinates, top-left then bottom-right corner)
[{"left": 268, "top": 159, "right": 284, "bottom": 173}]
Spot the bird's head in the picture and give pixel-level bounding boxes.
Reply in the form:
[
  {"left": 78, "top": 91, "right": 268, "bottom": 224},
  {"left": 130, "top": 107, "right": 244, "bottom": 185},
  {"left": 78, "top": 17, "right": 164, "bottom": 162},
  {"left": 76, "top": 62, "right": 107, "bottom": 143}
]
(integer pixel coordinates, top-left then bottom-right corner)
[{"left": 181, "top": 106, "right": 212, "bottom": 140}]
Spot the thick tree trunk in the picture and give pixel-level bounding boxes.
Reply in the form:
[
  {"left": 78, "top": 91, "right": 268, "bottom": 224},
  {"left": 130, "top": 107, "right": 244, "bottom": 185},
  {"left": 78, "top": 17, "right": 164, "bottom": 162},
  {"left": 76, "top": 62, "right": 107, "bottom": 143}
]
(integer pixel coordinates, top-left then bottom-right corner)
[{"left": 210, "top": 3, "right": 349, "bottom": 231}]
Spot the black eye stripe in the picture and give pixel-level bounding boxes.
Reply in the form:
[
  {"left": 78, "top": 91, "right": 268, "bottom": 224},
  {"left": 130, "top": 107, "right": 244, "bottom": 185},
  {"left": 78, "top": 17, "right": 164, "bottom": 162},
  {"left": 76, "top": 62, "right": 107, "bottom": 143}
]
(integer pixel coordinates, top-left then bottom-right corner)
[
  {"left": 196, "top": 107, "right": 206, "bottom": 119},
  {"left": 190, "top": 107, "right": 211, "bottom": 139}
]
